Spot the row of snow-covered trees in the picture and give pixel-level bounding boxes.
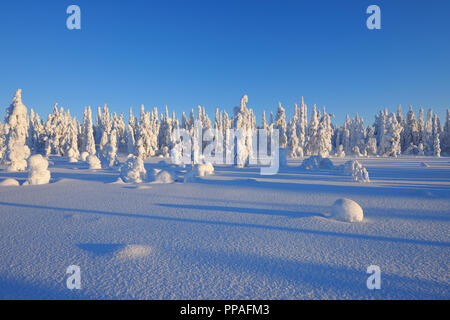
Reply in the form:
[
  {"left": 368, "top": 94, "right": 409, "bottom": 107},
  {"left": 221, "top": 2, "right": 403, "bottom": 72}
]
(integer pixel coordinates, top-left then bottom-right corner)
[{"left": 1, "top": 89, "right": 449, "bottom": 171}]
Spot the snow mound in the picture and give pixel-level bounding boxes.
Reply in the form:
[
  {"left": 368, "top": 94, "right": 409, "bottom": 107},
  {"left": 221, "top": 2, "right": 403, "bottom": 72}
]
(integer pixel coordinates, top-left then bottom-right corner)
[
  {"left": 343, "top": 160, "right": 370, "bottom": 182},
  {"left": 330, "top": 198, "right": 364, "bottom": 222},
  {"left": 184, "top": 163, "right": 215, "bottom": 182},
  {"left": 87, "top": 155, "right": 101, "bottom": 169},
  {"left": 110, "top": 177, "right": 125, "bottom": 184},
  {"left": 67, "top": 148, "right": 78, "bottom": 163},
  {"left": 27, "top": 154, "right": 51, "bottom": 185},
  {"left": 0, "top": 178, "right": 20, "bottom": 187},
  {"left": 196, "top": 163, "right": 214, "bottom": 177},
  {"left": 120, "top": 155, "right": 147, "bottom": 183},
  {"left": 116, "top": 245, "right": 152, "bottom": 259},
  {"left": 300, "top": 155, "right": 336, "bottom": 170},
  {"left": 80, "top": 151, "right": 89, "bottom": 162},
  {"left": 149, "top": 169, "right": 174, "bottom": 184}
]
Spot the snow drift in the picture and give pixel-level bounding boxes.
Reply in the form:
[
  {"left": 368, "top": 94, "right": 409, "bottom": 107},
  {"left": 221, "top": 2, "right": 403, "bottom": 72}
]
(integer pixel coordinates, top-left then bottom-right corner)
[
  {"left": 330, "top": 198, "right": 364, "bottom": 222},
  {"left": 0, "top": 178, "right": 20, "bottom": 187}
]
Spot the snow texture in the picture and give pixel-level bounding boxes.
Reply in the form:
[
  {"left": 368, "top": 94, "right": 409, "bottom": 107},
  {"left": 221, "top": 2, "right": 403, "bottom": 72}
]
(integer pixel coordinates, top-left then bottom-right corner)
[{"left": 0, "top": 156, "right": 449, "bottom": 299}]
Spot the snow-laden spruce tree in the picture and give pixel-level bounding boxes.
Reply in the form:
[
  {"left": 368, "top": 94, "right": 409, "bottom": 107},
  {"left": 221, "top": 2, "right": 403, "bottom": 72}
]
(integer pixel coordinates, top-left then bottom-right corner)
[
  {"left": 27, "top": 109, "right": 46, "bottom": 154},
  {"left": 126, "top": 124, "right": 135, "bottom": 155},
  {"left": 317, "top": 110, "right": 333, "bottom": 157},
  {"left": 296, "top": 97, "right": 308, "bottom": 157},
  {"left": 65, "top": 118, "right": 80, "bottom": 162},
  {"left": 105, "top": 128, "right": 119, "bottom": 167},
  {"left": 423, "top": 109, "right": 434, "bottom": 155},
  {"left": 433, "top": 133, "right": 441, "bottom": 157},
  {"left": 402, "top": 106, "right": 419, "bottom": 153},
  {"left": 443, "top": 109, "right": 450, "bottom": 154},
  {"left": 287, "top": 118, "right": 300, "bottom": 158},
  {"left": 82, "top": 106, "right": 96, "bottom": 155},
  {"left": 158, "top": 106, "right": 173, "bottom": 157},
  {"left": 380, "top": 113, "right": 403, "bottom": 157},
  {"left": 365, "top": 126, "right": 377, "bottom": 156},
  {"left": 233, "top": 95, "right": 255, "bottom": 167},
  {"left": 275, "top": 102, "right": 288, "bottom": 149},
  {"left": 3, "top": 89, "right": 31, "bottom": 171},
  {"left": 0, "top": 122, "right": 5, "bottom": 160},
  {"left": 306, "top": 105, "right": 320, "bottom": 155},
  {"left": 374, "top": 108, "right": 388, "bottom": 154}
]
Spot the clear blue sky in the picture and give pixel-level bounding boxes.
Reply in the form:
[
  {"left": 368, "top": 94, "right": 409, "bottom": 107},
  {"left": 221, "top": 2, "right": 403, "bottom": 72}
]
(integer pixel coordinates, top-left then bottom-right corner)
[{"left": 0, "top": 0, "right": 449, "bottom": 125}]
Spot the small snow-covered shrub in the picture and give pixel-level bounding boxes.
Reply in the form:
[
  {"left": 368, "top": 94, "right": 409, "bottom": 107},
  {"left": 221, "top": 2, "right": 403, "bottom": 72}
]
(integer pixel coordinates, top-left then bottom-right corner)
[
  {"left": 0, "top": 178, "right": 20, "bottom": 187},
  {"left": 87, "top": 155, "right": 102, "bottom": 170},
  {"left": 352, "top": 146, "right": 362, "bottom": 157},
  {"left": 27, "top": 154, "right": 51, "bottom": 185},
  {"left": 6, "top": 142, "right": 30, "bottom": 172},
  {"left": 184, "top": 163, "right": 214, "bottom": 182},
  {"left": 300, "top": 155, "right": 336, "bottom": 170},
  {"left": 68, "top": 148, "right": 78, "bottom": 163},
  {"left": 80, "top": 151, "right": 89, "bottom": 162},
  {"left": 155, "top": 170, "right": 174, "bottom": 183},
  {"left": 330, "top": 198, "right": 364, "bottom": 222},
  {"left": 120, "top": 155, "right": 147, "bottom": 183},
  {"left": 196, "top": 163, "right": 214, "bottom": 177},
  {"left": 147, "top": 168, "right": 174, "bottom": 183},
  {"left": 335, "top": 145, "right": 345, "bottom": 157},
  {"left": 343, "top": 160, "right": 370, "bottom": 182}
]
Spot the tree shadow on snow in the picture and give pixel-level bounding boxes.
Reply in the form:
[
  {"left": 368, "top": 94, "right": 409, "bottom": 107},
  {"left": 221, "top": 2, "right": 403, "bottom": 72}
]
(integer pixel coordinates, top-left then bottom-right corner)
[
  {"left": 170, "top": 247, "right": 450, "bottom": 299},
  {"left": 0, "top": 201, "right": 448, "bottom": 248},
  {"left": 156, "top": 203, "right": 320, "bottom": 218},
  {"left": 0, "top": 276, "right": 89, "bottom": 300},
  {"left": 76, "top": 243, "right": 126, "bottom": 256}
]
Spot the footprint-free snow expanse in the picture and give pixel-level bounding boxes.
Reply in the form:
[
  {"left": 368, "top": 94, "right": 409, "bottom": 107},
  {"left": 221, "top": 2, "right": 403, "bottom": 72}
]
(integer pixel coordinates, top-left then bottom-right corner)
[{"left": 0, "top": 156, "right": 449, "bottom": 299}]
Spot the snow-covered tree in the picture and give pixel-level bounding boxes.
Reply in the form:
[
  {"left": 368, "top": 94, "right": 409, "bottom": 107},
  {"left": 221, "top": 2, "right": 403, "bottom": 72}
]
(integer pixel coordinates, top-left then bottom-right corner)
[
  {"left": 3, "top": 89, "right": 31, "bottom": 171},
  {"left": 380, "top": 113, "right": 403, "bottom": 157},
  {"left": 365, "top": 126, "right": 377, "bottom": 156},
  {"left": 443, "top": 109, "right": 450, "bottom": 154},
  {"left": 296, "top": 97, "right": 308, "bottom": 156},
  {"left": 306, "top": 105, "right": 320, "bottom": 155},
  {"left": 423, "top": 109, "right": 434, "bottom": 155},
  {"left": 402, "top": 105, "right": 419, "bottom": 153},
  {"left": 275, "top": 102, "right": 287, "bottom": 148},
  {"left": 81, "top": 106, "right": 96, "bottom": 155}
]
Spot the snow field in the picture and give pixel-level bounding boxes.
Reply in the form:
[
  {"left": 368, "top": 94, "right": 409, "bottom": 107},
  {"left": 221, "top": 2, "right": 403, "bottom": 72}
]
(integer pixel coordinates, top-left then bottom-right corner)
[{"left": 0, "top": 155, "right": 449, "bottom": 299}]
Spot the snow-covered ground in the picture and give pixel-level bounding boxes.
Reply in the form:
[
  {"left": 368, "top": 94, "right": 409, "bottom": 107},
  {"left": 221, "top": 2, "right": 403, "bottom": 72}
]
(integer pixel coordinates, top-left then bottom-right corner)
[{"left": 0, "top": 156, "right": 449, "bottom": 299}]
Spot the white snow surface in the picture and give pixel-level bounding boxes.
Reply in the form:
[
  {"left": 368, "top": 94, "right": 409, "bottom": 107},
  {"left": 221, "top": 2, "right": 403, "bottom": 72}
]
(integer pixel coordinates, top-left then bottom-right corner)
[{"left": 0, "top": 155, "right": 449, "bottom": 299}]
